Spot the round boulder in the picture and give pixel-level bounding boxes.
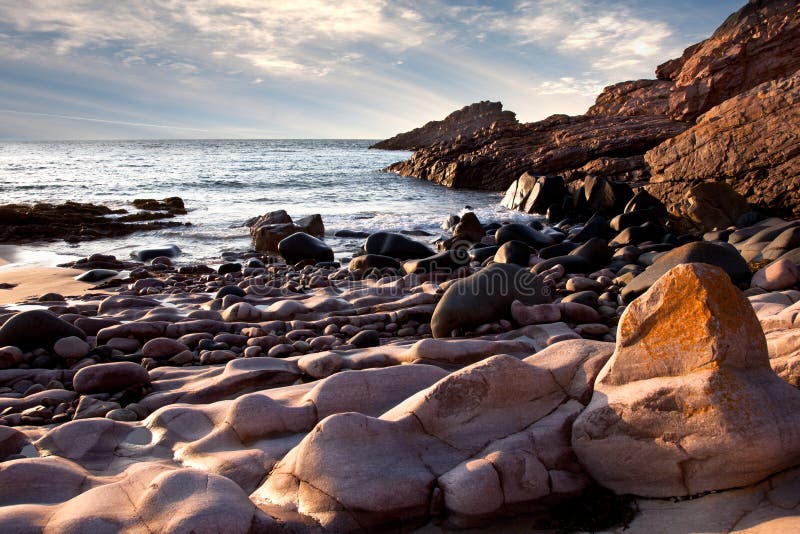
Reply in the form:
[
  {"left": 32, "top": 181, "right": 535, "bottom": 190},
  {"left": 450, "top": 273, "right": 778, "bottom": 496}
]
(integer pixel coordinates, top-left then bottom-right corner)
[
  {"left": 494, "top": 241, "right": 531, "bottom": 266},
  {"left": 278, "top": 232, "right": 334, "bottom": 265},
  {"left": 495, "top": 223, "right": 554, "bottom": 249},
  {"left": 0, "top": 310, "right": 86, "bottom": 351},
  {"left": 364, "top": 232, "right": 435, "bottom": 260},
  {"left": 73, "top": 362, "right": 150, "bottom": 394}
]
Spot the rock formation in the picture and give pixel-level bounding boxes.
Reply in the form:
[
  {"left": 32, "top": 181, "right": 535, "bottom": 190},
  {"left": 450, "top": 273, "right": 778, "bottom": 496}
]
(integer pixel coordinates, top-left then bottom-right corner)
[
  {"left": 656, "top": 0, "right": 800, "bottom": 122},
  {"left": 369, "top": 101, "right": 518, "bottom": 151},
  {"left": 646, "top": 70, "right": 800, "bottom": 219}
]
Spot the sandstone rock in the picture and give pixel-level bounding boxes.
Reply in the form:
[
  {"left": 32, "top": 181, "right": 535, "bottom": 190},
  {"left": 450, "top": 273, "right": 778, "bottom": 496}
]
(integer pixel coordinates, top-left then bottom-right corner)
[
  {"left": 752, "top": 259, "right": 800, "bottom": 291},
  {"left": 386, "top": 113, "right": 687, "bottom": 191},
  {"left": 0, "top": 310, "right": 86, "bottom": 351},
  {"left": 0, "top": 345, "right": 24, "bottom": 370},
  {"left": 656, "top": 0, "right": 800, "bottom": 122},
  {"left": 73, "top": 397, "right": 121, "bottom": 419},
  {"left": 73, "top": 362, "right": 150, "bottom": 394},
  {"left": 371, "top": 101, "right": 518, "bottom": 150},
  {"left": 586, "top": 79, "right": 673, "bottom": 117},
  {"left": 501, "top": 173, "right": 568, "bottom": 214},
  {"left": 647, "top": 71, "right": 800, "bottom": 219},
  {"left": 450, "top": 211, "right": 485, "bottom": 243},
  {"left": 573, "top": 263, "right": 800, "bottom": 497}
]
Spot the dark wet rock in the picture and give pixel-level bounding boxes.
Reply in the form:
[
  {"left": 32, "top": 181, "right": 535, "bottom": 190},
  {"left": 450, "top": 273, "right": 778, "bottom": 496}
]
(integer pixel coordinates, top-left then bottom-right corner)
[
  {"left": 132, "top": 197, "right": 186, "bottom": 214},
  {"left": 431, "top": 263, "right": 551, "bottom": 337},
  {"left": 295, "top": 214, "right": 325, "bottom": 237},
  {"left": 570, "top": 214, "right": 612, "bottom": 243},
  {"left": 218, "top": 263, "right": 242, "bottom": 275},
  {"left": 621, "top": 241, "right": 750, "bottom": 303},
  {"left": 451, "top": 212, "right": 486, "bottom": 244},
  {"left": 495, "top": 223, "right": 554, "bottom": 249},
  {"left": 215, "top": 286, "right": 247, "bottom": 299},
  {"left": 0, "top": 310, "right": 86, "bottom": 352},
  {"left": 334, "top": 230, "right": 371, "bottom": 238},
  {"left": 278, "top": 233, "right": 334, "bottom": 265},
  {"left": 610, "top": 222, "right": 666, "bottom": 247},
  {"left": 347, "top": 330, "right": 381, "bottom": 349},
  {"left": 494, "top": 241, "right": 532, "bottom": 267},
  {"left": 583, "top": 176, "right": 634, "bottom": 216},
  {"left": 364, "top": 232, "right": 435, "bottom": 260},
  {"left": 468, "top": 245, "right": 498, "bottom": 264},
  {"left": 539, "top": 242, "right": 578, "bottom": 259},
  {"left": 0, "top": 202, "right": 185, "bottom": 244},
  {"left": 132, "top": 245, "right": 181, "bottom": 262}
]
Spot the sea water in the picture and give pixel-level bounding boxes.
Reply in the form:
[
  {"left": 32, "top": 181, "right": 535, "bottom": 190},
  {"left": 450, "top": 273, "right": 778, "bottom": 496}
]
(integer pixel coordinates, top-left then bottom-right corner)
[{"left": 0, "top": 139, "right": 524, "bottom": 265}]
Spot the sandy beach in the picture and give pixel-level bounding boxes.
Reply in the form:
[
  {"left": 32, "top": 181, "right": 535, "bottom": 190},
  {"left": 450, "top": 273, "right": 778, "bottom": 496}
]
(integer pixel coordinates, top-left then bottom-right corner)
[{"left": 0, "top": 266, "right": 98, "bottom": 305}]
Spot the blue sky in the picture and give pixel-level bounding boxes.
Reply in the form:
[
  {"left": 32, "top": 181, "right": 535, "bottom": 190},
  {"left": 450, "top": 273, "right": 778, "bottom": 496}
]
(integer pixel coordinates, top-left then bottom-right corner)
[{"left": 0, "top": 0, "right": 743, "bottom": 140}]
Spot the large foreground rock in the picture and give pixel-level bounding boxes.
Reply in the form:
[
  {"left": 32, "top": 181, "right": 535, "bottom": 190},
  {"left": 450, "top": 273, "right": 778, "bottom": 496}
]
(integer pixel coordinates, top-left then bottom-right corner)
[{"left": 573, "top": 263, "right": 800, "bottom": 497}]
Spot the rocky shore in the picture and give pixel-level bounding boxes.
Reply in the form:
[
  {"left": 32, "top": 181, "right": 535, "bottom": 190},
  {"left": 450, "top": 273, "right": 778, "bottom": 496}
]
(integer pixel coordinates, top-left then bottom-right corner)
[
  {"left": 1, "top": 184, "right": 800, "bottom": 531},
  {"left": 1, "top": 0, "right": 799, "bottom": 532}
]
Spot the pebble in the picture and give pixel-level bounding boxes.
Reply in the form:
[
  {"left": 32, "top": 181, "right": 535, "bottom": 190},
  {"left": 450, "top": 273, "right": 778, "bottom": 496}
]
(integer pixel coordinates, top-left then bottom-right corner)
[
  {"left": 348, "top": 330, "right": 380, "bottom": 348},
  {"left": 0, "top": 346, "right": 23, "bottom": 370},
  {"left": 142, "top": 338, "right": 190, "bottom": 360},
  {"left": 53, "top": 336, "right": 91, "bottom": 360},
  {"left": 106, "top": 408, "right": 139, "bottom": 422}
]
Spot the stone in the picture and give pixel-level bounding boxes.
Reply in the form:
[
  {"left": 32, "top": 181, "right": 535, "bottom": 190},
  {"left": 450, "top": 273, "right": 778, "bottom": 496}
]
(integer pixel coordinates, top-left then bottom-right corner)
[
  {"left": 217, "top": 262, "right": 241, "bottom": 274},
  {"left": 0, "top": 310, "right": 86, "bottom": 351},
  {"left": 451, "top": 212, "right": 485, "bottom": 243},
  {"left": 348, "top": 254, "right": 402, "bottom": 271},
  {"left": 573, "top": 263, "right": 800, "bottom": 497},
  {"left": 141, "top": 338, "right": 190, "bottom": 360},
  {"left": 73, "top": 397, "right": 121, "bottom": 419},
  {"left": 493, "top": 240, "right": 531, "bottom": 266},
  {"left": 0, "top": 345, "right": 24, "bottom": 369},
  {"left": 431, "top": 263, "right": 551, "bottom": 337},
  {"left": 75, "top": 269, "right": 119, "bottom": 282},
  {"left": 132, "top": 245, "right": 181, "bottom": 261},
  {"left": 495, "top": 223, "right": 554, "bottom": 249},
  {"left": 278, "top": 232, "right": 334, "bottom": 264},
  {"left": 621, "top": 241, "right": 750, "bottom": 303},
  {"left": 468, "top": 245, "right": 498, "bottom": 264},
  {"left": 364, "top": 232, "right": 435, "bottom": 260},
  {"left": 295, "top": 214, "right": 324, "bottom": 237},
  {"left": 502, "top": 173, "right": 568, "bottom": 214},
  {"left": 751, "top": 259, "right": 799, "bottom": 291},
  {"left": 73, "top": 362, "right": 150, "bottom": 394},
  {"left": 402, "top": 249, "right": 470, "bottom": 274},
  {"left": 53, "top": 336, "right": 91, "bottom": 360},
  {"left": 347, "top": 330, "right": 380, "bottom": 349},
  {"left": 214, "top": 285, "right": 246, "bottom": 299}
]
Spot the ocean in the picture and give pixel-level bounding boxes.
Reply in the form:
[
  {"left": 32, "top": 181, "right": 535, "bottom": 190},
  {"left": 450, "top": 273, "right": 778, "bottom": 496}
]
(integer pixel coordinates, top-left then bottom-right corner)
[{"left": 0, "top": 139, "right": 521, "bottom": 266}]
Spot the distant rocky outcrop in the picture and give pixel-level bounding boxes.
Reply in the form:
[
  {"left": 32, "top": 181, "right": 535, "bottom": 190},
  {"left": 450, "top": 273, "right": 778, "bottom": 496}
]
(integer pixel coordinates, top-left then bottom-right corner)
[
  {"left": 586, "top": 79, "right": 673, "bottom": 117},
  {"left": 657, "top": 0, "right": 800, "bottom": 122},
  {"left": 0, "top": 200, "right": 186, "bottom": 243},
  {"left": 386, "top": 113, "right": 686, "bottom": 190},
  {"left": 370, "top": 101, "right": 518, "bottom": 151}
]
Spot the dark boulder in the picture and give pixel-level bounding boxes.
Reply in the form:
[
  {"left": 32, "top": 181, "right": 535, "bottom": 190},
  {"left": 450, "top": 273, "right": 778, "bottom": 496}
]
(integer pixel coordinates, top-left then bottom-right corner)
[
  {"left": 132, "top": 245, "right": 181, "bottom": 262},
  {"left": 278, "top": 233, "right": 334, "bottom": 265},
  {"left": 431, "top": 263, "right": 551, "bottom": 338},
  {"left": 364, "top": 232, "right": 435, "bottom": 260},
  {"left": 403, "top": 249, "right": 470, "bottom": 275},
  {"left": 0, "top": 310, "right": 86, "bottom": 351},
  {"left": 494, "top": 241, "right": 532, "bottom": 267},
  {"left": 495, "top": 223, "right": 554, "bottom": 249},
  {"left": 621, "top": 242, "right": 750, "bottom": 303}
]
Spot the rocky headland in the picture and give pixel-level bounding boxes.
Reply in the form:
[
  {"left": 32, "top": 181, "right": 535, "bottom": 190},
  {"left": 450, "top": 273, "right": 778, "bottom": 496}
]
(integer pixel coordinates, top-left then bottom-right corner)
[
  {"left": 380, "top": 0, "right": 800, "bottom": 220},
  {"left": 1, "top": 0, "right": 800, "bottom": 532}
]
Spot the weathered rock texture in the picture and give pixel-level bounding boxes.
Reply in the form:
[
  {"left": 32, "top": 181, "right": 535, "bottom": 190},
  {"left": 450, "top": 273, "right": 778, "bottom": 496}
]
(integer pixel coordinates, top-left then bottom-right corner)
[
  {"left": 370, "top": 101, "right": 518, "bottom": 151},
  {"left": 586, "top": 79, "right": 673, "bottom": 117},
  {"left": 646, "top": 70, "right": 800, "bottom": 219},
  {"left": 386, "top": 113, "right": 686, "bottom": 190},
  {"left": 656, "top": 0, "right": 800, "bottom": 122},
  {"left": 573, "top": 263, "right": 800, "bottom": 497}
]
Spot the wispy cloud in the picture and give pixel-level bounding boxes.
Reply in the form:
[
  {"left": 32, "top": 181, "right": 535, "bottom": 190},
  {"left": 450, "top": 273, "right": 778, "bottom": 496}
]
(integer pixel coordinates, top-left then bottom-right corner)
[{"left": 0, "top": 0, "right": 743, "bottom": 139}]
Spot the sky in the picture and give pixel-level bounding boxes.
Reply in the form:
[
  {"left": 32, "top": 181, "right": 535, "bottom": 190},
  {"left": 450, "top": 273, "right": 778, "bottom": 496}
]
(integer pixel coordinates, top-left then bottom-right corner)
[{"left": 0, "top": 0, "right": 744, "bottom": 140}]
